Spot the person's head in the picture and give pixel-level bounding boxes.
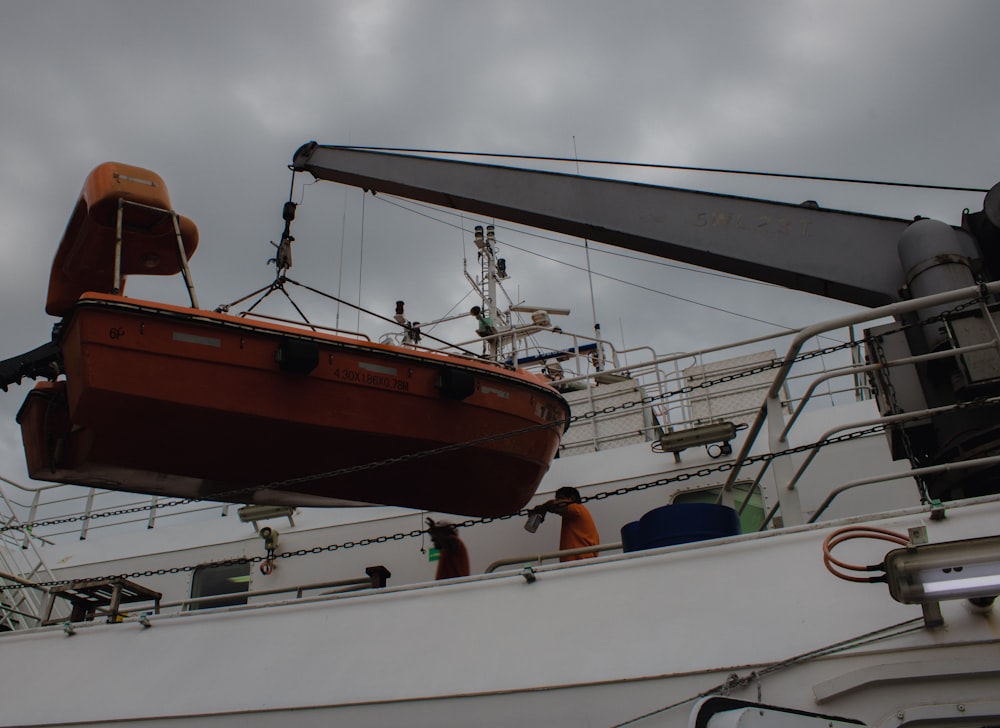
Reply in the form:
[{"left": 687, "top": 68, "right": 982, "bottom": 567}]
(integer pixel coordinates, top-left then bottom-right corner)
[
  {"left": 555, "top": 486, "right": 582, "bottom": 503},
  {"left": 427, "top": 518, "right": 459, "bottom": 544}
]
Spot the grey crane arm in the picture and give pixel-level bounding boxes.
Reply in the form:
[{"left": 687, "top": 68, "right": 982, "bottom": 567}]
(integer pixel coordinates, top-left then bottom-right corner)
[{"left": 292, "top": 142, "right": 987, "bottom": 308}]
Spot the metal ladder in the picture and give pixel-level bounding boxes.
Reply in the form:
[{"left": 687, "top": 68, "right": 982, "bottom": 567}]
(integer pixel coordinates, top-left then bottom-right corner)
[{"left": 0, "top": 490, "right": 62, "bottom": 631}]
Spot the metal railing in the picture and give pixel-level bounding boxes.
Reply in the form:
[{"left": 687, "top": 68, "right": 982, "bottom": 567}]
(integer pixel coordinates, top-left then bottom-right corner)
[
  {"left": 0, "top": 570, "right": 51, "bottom": 630},
  {"left": 485, "top": 543, "right": 624, "bottom": 573},
  {"left": 167, "top": 567, "right": 389, "bottom": 612},
  {"left": 721, "top": 281, "right": 1000, "bottom": 526},
  {"left": 0, "top": 475, "right": 232, "bottom": 543}
]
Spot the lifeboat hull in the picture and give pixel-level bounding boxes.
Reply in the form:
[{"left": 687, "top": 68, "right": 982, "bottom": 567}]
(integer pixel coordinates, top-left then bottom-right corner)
[{"left": 19, "top": 295, "right": 569, "bottom": 517}]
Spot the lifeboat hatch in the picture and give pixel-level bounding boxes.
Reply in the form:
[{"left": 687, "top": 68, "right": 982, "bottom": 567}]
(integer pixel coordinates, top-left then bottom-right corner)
[
  {"left": 275, "top": 339, "right": 319, "bottom": 374},
  {"left": 436, "top": 368, "right": 475, "bottom": 400}
]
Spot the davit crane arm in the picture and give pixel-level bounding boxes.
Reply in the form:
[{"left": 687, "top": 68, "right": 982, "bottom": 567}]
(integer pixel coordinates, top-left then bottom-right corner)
[{"left": 291, "top": 141, "right": 999, "bottom": 309}]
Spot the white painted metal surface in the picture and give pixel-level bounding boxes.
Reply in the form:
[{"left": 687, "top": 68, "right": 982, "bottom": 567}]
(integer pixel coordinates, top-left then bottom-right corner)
[{"left": 3, "top": 496, "right": 1000, "bottom": 726}]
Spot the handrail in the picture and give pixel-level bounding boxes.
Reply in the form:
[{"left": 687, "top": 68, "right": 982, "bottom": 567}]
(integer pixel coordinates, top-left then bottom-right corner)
[
  {"left": 0, "top": 570, "right": 50, "bottom": 630},
  {"left": 485, "top": 542, "right": 623, "bottom": 573},
  {"left": 0, "top": 570, "right": 40, "bottom": 588},
  {"left": 17, "top": 569, "right": 393, "bottom": 624},
  {"left": 539, "top": 329, "right": 793, "bottom": 392},
  {"left": 778, "top": 340, "right": 999, "bottom": 443},
  {"left": 722, "top": 281, "right": 1000, "bottom": 496},
  {"left": 0, "top": 474, "right": 232, "bottom": 541},
  {"left": 0, "top": 474, "right": 66, "bottom": 497},
  {"left": 807, "top": 454, "right": 1000, "bottom": 523},
  {"left": 784, "top": 396, "right": 1000, "bottom": 496},
  {"left": 163, "top": 573, "right": 386, "bottom": 611}
]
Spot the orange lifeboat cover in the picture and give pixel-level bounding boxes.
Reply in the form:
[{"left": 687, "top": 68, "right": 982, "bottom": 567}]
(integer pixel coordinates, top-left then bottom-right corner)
[{"left": 46, "top": 162, "right": 199, "bottom": 317}]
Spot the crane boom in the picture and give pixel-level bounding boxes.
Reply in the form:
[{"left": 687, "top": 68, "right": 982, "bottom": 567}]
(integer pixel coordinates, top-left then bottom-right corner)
[{"left": 291, "top": 142, "right": 979, "bottom": 308}]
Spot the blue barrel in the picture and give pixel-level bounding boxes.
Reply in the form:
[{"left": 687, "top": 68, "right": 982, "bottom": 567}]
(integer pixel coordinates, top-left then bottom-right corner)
[
  {"left": 626, "top": 503, "right": 741, "bottom": 551},
  {"left": 620, "top": 521, "right": 642, "bottom": 553}
]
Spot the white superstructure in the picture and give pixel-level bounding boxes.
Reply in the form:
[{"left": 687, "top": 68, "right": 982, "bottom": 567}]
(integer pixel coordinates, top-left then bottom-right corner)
[{"left": 3, "top": 147, "right": 1000, "bottom": 727}]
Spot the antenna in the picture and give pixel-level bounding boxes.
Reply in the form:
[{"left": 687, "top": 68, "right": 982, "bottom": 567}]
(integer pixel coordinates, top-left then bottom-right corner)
[
  {"left": 573, "top": 136, "right": 603, "bottom": 369},
  {"left": 510, "top": 304, "right": 571, "bottom": 316}
]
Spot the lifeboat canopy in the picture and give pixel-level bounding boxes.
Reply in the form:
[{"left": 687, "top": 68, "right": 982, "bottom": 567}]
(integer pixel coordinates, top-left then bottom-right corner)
[{"left": 46, "top": 162, "right": 199, "bottom": 317}]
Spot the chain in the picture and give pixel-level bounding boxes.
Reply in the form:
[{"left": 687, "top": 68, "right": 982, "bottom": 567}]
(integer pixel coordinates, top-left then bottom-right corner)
[
  {"left": 1, "top": 524, "right": 434, "bottom": 590},
  {"left": 0, "top": 424, "right": 889, "bottom": 592}
]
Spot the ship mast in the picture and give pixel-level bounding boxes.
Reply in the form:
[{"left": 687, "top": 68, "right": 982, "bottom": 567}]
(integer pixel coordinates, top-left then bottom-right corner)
[{"left": 471, "top": 224, "right": 508, "bottom": 360}]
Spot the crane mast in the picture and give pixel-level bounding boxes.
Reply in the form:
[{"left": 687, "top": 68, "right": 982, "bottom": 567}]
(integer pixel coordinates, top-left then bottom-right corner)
[{"left": 470, "top": 223, "right": 504, "bottom": 360}]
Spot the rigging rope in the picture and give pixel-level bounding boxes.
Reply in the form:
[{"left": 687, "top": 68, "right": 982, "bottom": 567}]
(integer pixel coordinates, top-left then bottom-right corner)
[{"left": 330, "top": 145, "right": 991, "bottom": 194}]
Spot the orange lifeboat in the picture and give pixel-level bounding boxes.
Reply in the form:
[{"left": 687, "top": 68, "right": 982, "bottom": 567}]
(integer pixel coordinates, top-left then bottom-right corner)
[{"left": 18, "top": 163, "right": 568, "bottom": 517}]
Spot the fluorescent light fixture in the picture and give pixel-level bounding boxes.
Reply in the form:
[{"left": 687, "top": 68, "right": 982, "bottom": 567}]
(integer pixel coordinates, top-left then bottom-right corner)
[
  {"left": 884, "top": 535, "right": 1000, "bottom": 604},
  {"left": 656, "top": 421, "right": 737, "bottom": 453},
  {"left": 237, "top": 505, "right": 295, "bottom": 524},
  {"left": 921, "top": 568, "right": 1000, "bottom": 597}
]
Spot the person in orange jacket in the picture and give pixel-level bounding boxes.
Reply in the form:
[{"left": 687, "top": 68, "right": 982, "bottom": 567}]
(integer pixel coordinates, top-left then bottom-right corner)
[
  {"left": 427, "top": 518, "right": 471, "bottom": 579},
  {"left": 530, "top": 486, "right": 600, "bottom": 561}
]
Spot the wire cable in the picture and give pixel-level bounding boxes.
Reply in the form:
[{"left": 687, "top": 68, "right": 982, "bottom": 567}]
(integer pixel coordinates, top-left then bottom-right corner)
[
  {"left": 822, "top": 525, "right": 909, "bottom": 583},
  {"left": 329, "top": 145, "right": 990, "bottom": 194}
]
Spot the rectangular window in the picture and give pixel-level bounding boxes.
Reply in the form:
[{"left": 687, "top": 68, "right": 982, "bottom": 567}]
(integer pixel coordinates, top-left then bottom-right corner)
[
  {"left": 189, "top": 562, "right": 251, "bottom": 610},
  {"left": 671, "top": 482, "right": 765, "bottom": 533}
]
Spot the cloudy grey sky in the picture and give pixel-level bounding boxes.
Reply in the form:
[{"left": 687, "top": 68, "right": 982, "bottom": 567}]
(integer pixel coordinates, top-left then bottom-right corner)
[{"left": 0, "top": 0, "right": 997, "bottom": 489}]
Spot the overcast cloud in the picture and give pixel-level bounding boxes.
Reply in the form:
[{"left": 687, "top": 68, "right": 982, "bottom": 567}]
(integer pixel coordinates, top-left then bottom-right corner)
[{"left": 0, "top": 0, "right": 997, "bottom": 490}]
